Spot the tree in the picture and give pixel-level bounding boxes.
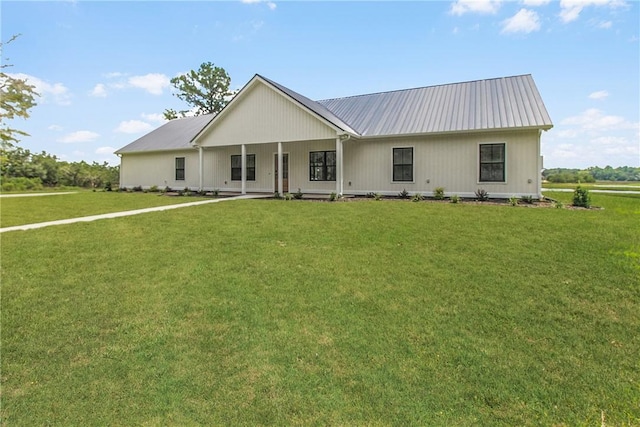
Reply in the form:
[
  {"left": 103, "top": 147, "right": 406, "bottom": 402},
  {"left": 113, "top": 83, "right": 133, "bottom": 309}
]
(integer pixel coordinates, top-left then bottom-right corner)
[
  {"left": 0, "top": 35, "right": 38, "bottom": 149},
  {"left": 163, "top": 62, "right": 234, "bottom": 120}
]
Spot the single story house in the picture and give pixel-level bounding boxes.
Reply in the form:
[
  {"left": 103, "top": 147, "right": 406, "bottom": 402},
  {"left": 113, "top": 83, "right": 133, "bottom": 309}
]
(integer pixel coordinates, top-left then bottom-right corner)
[{"left": 115, "top": 73, "right": 553, "bottom": 198}]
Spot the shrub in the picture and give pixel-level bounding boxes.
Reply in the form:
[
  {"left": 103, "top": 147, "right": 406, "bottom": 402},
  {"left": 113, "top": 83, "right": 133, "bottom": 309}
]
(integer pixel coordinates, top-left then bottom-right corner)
[
  {"left": 212, "top": 189, "right": 220, "bottom": 197},
  {"left": 475, "top": 189, "right": 489, "bottom": 201},
  {"left": 273, "top": 191, "right": 281, "bottom": 199},
  {"left": 509, "top": 196, "right": 519, "bottom": 206},
  {"left": 1, "top": 177, "right": 44, "bottom": 192},
  {"left": 163, "top": 186, "right": 172, "bottom": 193},
  {"left": 293, "top": 188, "right": 304, "bottom": 200},
  {"left": 398, "top": 188, "right": 410, "bottom": 199},
  {"left": 555, "top": 200, "right": 564, "bottom": 209},
  {"left": 433, "top": 187, "right": 445, "bottom": 200},
  {"left": 365, "top": 192, "right": 376, "bottom": 199},
  {"left": 149, "top": 185, "right": 159, "bottom": 193},
  {"left": 412, "top": 193, "right": 423, "bottom": 202},
  {"left": 329, "top": 192, "right": 338, "bottom": 201},
  {"left": 573, "top": 185, "right": 591, "bottom": 208},
  {"left": 284, "top": 192, "right": 293, "bottom": 200},
  {"left": 132, "top": 185, "right": 143, "bottom": 192},
  {"left": 450, "top": 195, "right": 461, "bottom": 204},
  {"left": 104, "top": 181, "right": 112, "bottom": 192},
  {"left": 374, "top": 193, "right": 383, "bottom": 201},
  {"left": 520, "top": 195, "right": 534, "bottom": 204}
]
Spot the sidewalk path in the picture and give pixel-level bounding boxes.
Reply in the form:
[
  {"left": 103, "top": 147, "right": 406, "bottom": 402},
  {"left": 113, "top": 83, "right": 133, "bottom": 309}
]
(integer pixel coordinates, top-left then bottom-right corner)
[
  {"left": 0, "top": 194, "right": 269, "bottom": 233},
  {"left": 0, "top": 192, "right": 78, "bottom": 198}
]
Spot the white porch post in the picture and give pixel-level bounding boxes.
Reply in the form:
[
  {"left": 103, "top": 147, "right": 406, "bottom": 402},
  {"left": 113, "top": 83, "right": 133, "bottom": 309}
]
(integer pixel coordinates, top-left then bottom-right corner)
[
  {"left": 198, "top": 146, "right": 203, "bottom": 192},
  {"left": 277, "top": 142, "right": 283, "bottom": 195},
  {"left": 336, "top": 136, "right": 344, "bottom": 196},
  {"left": 241, "top": 144, "right": 247, "bottom": 195}
]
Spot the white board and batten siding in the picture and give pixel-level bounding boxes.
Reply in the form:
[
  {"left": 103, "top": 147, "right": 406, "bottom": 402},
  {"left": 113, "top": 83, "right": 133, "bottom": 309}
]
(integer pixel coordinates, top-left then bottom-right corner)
[
  {"left": 198, "top": 82, "right": 337, "bottom": 147},
  {"left": 343, "top": 130, "right": 541, "bottom": 198},
  {"left": 120, "top": 150, "right": 199, "bottom": 190}
]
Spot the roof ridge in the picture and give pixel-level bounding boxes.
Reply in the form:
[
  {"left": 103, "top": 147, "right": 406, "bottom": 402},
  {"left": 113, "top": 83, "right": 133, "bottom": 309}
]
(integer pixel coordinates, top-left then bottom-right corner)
[{"left": 317, "top": 74, "right": 533, "bottom": 103}]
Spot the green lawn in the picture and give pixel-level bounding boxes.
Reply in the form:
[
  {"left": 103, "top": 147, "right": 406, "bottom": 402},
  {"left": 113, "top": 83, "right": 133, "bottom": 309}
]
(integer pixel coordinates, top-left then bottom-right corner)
[
  {"left": 543, "top": 181, "right": 640, "bottom": 191},
  {"left": 0, "top": 191, "right": 208, "bottom": 228},
  {"left": 2, "top": 193, "right": 639, "bottom": 425}
]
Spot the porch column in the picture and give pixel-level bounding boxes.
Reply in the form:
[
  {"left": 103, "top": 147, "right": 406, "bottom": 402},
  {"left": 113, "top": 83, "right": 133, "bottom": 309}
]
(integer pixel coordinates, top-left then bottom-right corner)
[
  {"left": 336, "top": 136, "right": 344, "bottom": 196},
  {"left": 198, "top": 146, "right": 204, "bottom": 192},
  {"left": 241, "top": 144, "right": 246, "bottom": 195},
  {"left": 277, "top": 142, "right": 283, "bottom": 195}
]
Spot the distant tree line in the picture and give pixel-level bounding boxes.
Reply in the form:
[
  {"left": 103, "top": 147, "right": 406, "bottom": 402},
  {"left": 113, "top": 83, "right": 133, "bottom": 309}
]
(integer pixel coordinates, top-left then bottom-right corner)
[
  {"left": 543, "top": 166, "right": 640, "bottom": 183},
  {"left": 1, "top": 146, "right": 119, "bottom": 191}
]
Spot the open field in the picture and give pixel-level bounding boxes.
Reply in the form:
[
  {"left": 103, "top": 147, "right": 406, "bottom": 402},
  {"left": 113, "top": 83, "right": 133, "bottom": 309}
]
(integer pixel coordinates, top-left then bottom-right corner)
[
  {"left": 543, "top": 181, "right": 640, "bottom": 192},
  {"left": 2, "top": 192, "right": 639, "bottom": 425},
  {"left": 0, "top": 191, "right": 208, "bottom": 228}
]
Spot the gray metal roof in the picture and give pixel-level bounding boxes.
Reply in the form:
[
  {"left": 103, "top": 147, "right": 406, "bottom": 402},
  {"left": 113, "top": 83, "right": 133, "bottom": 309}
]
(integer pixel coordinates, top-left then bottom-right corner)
[
  {"left": 116, "top": 74, "right": 552, "bottom": 154},
  {"left": 317, "top": 74, "right": 553, "bottom": 136},
  {"left": 115, "top": 114, "right": 214, "bottom": 154},
  {"left": 258, "top": 75, "right": 360, "bottom": 135}
]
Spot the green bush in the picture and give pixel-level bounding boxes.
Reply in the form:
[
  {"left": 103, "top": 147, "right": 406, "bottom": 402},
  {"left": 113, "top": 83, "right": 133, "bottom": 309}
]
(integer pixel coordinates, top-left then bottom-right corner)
[
  {"left": 573, "top": 186, "right": 591, "bottom": 208},
  {"left": 293, "top": 188, "right": 303, "bottom": 200},
  {"left": 398, "top": 188, "right": 409, "bottom": 199},
  {"left": 149, "top": 185, "right": 159, "bottom": 193},
  {"left": 374, "top": 193, "right": 383, "bottom": 201},
  {"left": 412, "top": 193, "right": 423, "bottom": 202},
  {"left": 433, "top": 187, "right": 445, "bottom": 200},
  {"left": 329, "top": 192, "right": 338, "bottom": 201},
  {"left": 365, "top": 192, "right": 376, "bottom": 199},
  {"left": 1, "top": 177, "right": 44, "bottom": 192},
  {"left": 284, "top": 193, "right": 293, "bottom": 200},
  {"left": 450, "top": 195, "right": 461, "bottom": 204},
  {"left": 509, "top": 196, "right": 519, "bottom": 206}
]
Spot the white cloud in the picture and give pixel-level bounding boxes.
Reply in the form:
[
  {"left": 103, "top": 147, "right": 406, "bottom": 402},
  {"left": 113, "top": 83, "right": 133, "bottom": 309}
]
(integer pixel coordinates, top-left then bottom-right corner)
[
  {"left": 90, "top": 83, "right": 108, "bottom": 97},
  {"left": 522, "top": 0, "right": 551, "bottom": 5},
  {"left": 57, "top": 130, "right": 100, "bottom": 143},
  {"left": 450, "top": 0, "right": 502, "bottom": 15},
  {"left": 140, "top": 113, "right": 167, "bottom": 123},
  {"left": 114, "top": 120, "right": 154, "bottom": 134},
  {"left": 8, "top": 73, "right": 71, "bottom": 106},
  {"left": 241, "top": 0, "right": 276, "bottom": 9},
  {"left": 561, "top": 108, "right": 637, "bottom": 132},
  {"left": 559, "top": 0, "right": 627, "bottom": 23},
  {"left": 588, "top": 90, "right": 609, "bottom": 100},
  {"left": 95, "top": 146, "right": 116, "bottom": 155},
  {"left": 105, "top": 72, "right": 126, "bottom": 79},
  {"left": 48, "top": 124, "right": 64, "bottom": 131},
  {"left": 501, "top": 9, "right": 541, "bottom": 34},
  {"left": 597, "top": 20, "right": 612, "bottom": 28},
  {"left": 128, "top": 73, "right": 170, "bottom": 95}
]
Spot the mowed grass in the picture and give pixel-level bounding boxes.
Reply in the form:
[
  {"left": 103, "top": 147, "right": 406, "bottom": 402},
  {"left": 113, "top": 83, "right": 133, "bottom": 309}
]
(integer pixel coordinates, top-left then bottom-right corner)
[
  {"left": 2, "top": 193, "right": 639, "bottom": 425},
  {"left": 0, "top": 191, "right": 208, "bottom": 228}
]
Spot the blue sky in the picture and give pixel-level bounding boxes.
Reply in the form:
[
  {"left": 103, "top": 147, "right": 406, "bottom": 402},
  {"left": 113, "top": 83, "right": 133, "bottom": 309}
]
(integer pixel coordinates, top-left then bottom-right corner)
[{"left": 2, "top": 0, "right": 638, "bottom": 168}]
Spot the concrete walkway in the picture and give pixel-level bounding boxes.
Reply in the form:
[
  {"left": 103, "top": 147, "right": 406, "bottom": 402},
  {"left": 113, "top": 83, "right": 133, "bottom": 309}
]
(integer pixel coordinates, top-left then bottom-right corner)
[
  {"left": 0, "top": 194, "right": 269, "bottom": 233},
  {"left": 0, "top": 191, "right": 78, "bottom": 198}
]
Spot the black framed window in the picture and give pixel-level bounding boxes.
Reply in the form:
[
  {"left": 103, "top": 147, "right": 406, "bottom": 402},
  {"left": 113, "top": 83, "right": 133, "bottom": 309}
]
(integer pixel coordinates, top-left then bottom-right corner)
[
  {"left": 175, "top": 157, "right": 185, "bottom": 181},
  {"left": 231, "top": 154, "right": 255, "bottom": 181},
  {"left": 393, "top": 147, "right": 413, "bottom": 182},
  {"left": 479, "top": 144, "right": 505, "bottom": 182},
  {"left": 309, "top": 151, "right": 336, "bottom": 181}
]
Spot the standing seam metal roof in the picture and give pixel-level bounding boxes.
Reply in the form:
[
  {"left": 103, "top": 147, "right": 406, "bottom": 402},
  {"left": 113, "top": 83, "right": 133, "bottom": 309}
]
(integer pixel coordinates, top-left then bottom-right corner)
[
  {"left": 115, "top": 114, "right": 214, "bottom": 154},
  {"left": 115, "top": 74, "right": 552, "bottom": 154},
  {"left": 317, "top": 74, "right": 552, "bottom": 136}
]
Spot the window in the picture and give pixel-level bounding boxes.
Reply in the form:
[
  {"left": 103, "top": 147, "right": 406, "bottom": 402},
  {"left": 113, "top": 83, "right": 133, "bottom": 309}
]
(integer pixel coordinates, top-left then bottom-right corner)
[
  {"left": 309, "top": 151, "right": 336, "bottom": 181},
  {"left": 479, "top": 144, "right": 505, "bottom": 182},
  {"left": 175, "top": 157, "right": 185, "bottom": 181},
  {"left": 393, "top": 147, "right": 413, "bottom": 182},
  {"left": 231, "top": 154, "right": 255, "bottom": 181}
]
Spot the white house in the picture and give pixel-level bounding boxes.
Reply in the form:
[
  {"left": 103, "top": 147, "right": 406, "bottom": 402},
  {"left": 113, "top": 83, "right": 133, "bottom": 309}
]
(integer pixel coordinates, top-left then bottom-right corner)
[{"left": 115, "top": 74, "right": 553, "bottom": 198}]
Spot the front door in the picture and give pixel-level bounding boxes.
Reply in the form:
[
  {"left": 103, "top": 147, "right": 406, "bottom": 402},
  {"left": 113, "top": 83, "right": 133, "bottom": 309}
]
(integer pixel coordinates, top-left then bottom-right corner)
[{"left": 274, "top": 153, "right": 289, "bottom": 193}]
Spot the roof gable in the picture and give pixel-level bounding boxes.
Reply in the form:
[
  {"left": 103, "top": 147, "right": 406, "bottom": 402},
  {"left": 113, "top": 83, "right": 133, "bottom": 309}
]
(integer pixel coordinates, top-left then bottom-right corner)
[{"left": 193, "top": 75, "right": 356, "bottom": 147}]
